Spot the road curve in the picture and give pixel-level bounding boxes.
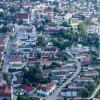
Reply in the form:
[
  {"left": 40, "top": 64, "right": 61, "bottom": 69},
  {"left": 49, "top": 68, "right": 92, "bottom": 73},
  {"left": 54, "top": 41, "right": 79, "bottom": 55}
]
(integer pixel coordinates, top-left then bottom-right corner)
[
  {"left": 47, "top": 52, "right": 82, "bottom": 100},
  {"left": 86, "top": 83, "right": 100, "bottom": 100}
]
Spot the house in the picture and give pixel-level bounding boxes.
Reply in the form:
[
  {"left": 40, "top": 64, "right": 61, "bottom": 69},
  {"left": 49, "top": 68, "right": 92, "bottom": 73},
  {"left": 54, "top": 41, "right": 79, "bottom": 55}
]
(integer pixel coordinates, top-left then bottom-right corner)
[
  {"left": 13, "top": 80, "right": 22, "bottom": 87},
  {"left": 68, "top": 83, "right": 84, "bottom": 90},
  {"left": 66, "top": 61, "right": 76, "bottom": 67},
  {"left": 0, "top": 85, "right": 11, "bottom": 100},
  {"left": 74, "top": 77, "right": 94, "bottom": 83},
  {"left": 87, "top": 23, "right": 100, "bottom": 34},
  {"left": 0, "top": 38, "right": 8, "bottom": 50},
  {"left": 9, "top": 55, "right": 22, "bottom": 65},
  {"left": 36, "top": 82, "right": 56, "bottom": 97},
  {"left": 16, "top": 24, "right": 37, "bottom": 46},
  {"left": 14, "top": 13, "right": 31, "bottom": 23},
  {"left": 70, "top": 18, "right": 81, "bottom": 29},
  {"left": 21, "top": 86, "right": 35, "bottom": 96},
  {"left": 28, "top": 57, "right": 39, "bottom": 66},
  {"left": 75, "top": 53, "right": 91, "bottom": 65},
  {"left": 71, "top": 44, "right": 90, "bottom": 53},
  {"left": 34, "top": 96, "right": 46, "bottom": 100},
  {"left": 42, "top": 72, "right": 49, "bottom": 78},
  {"left": 52, "top": 67, "right": 75, "bottom": 76},
  {"left": 64, "top": 12, "right": 73, "bottom": 20},
  {"left": 44, "top": 22, "right": 60, "bottom": 34},
  {"left": 61, "top": 88, "right": 77, "bottom": 98},
  {"left": 23, "top": 2, "right": 33, "bottom": 8},
  {"left": 42, "top": 47, "right": 58, "bottom": 54},
  {"left": 84, "top": 70, "right": 98, "bottom": 76},
  {"left": 51, "top": 67, "right": 75, "bottom": 82},
  {"left": 41, "top": 57, "right": 61, "bottom": 66},
  {"left": 40, "top": 59, "right": 52, "bottom": 66},
  {"left": 12, "top": 72, "right": 22, "bottom": 87},
  {"left": 82, "top": 65, "right": 95, "bottom": 71}
]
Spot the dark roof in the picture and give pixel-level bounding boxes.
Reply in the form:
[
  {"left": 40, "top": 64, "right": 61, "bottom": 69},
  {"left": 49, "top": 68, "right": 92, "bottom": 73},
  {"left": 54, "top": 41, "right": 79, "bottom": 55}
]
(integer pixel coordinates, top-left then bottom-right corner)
[
  {"left": 14, "top": 13, "right": 28, "bottom": 19},
  {"left": 0, "top": 85, "right": 11, "bottom": 97},
  {"left": 22, "top": 86, "right": 33, "bottom": 92}
]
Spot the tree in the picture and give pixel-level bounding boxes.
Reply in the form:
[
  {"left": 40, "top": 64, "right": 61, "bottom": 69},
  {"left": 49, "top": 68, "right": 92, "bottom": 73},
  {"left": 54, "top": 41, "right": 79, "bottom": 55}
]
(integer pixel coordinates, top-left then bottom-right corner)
[
  {"left": 87, "top": 34, "right": 99, "bottom": 49},
  {"left": 49, "top": 62, "right": 61, "bottom": 69},
  {"left": 77, "top": 23, "right": 87, "bottom": 34},
  {"left": 78, "top": 88, "right": 89, "bottom": 98},
  {"left": 30, "top": 0, "right": 37, "bottom": 2},
  {"left": 45, "top": 19, "right": 51, "bottom": 24},
  {"left": 51, "top": 37, "right": 67, "bottom": 50},
  {"left": 37, "top": 36, "right": 46, "bottom": 46},
  {"left": 22, "top": 68, "right": 50, "bottom": 85},
  {"left": 0, "top": 12, "right": 4, "bottom": 18},
  {"left": 85, "top": 83, "right": 95, "bottom": 95},
  {"left": 36, "top": 26, "right": 44, "bottom": 32},
  {"left": 18, "top": 20, "right": 23, "bottom": 25},
  {"left": 53, "top": 6, "right": 60, "bottom": 13},
  {"left": 17, "top": 96, "right": 34, "bottom": 100},
  {"left": 59, "top": 29, "right": 68, "bottom": 37},
  {"left": 9, "top": 7, "right": 17, "bottom": 13},
  {"left": 83, "top": 18, "right": 90, "bottom": 25},
  {"left": 36, "top": 52, "right": 41, "bottom": 59},
  {"left": 98, "top": 16, "right": 100, "bottom": 23},
  {"left": 60, "top": 54, "right": 68, "bottom": 62},
  {"left": 61, "top": 22, "right": 69, "bottom": 27},
  {"left": 0, "top": 26, "right": 8, "bottom": 33}
]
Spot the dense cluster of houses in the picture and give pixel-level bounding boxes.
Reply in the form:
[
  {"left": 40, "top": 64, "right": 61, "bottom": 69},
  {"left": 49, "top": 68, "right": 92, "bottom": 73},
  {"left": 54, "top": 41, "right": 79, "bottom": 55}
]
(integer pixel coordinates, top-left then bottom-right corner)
[{"left": 0, "top": 0, "right": 100, "bottom": 100}]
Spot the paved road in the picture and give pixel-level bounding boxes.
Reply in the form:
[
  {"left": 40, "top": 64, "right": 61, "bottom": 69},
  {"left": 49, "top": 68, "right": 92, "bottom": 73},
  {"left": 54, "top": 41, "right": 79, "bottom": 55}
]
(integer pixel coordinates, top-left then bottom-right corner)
[
  {"left": 47, "top": 51, "right": 82, "bottom": 100},
  {"left": 86, "top": 83, "right": 100, "bottom": 100},
  {"left": 2, "top": 41, "right": 14, "bottom": 73},
  {"left": 2, "top": 41, "right": 12, "bottom": 73}
]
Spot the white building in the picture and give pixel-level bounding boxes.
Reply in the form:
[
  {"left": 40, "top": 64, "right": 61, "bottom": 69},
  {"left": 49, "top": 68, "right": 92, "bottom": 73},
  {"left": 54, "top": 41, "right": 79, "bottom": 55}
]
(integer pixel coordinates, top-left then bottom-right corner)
[
  {"left": 15, "top": 24, "right": 37, "bottom": 46},
  {"left": 36, "top": 82, "right": 56, "bottom": 96}
]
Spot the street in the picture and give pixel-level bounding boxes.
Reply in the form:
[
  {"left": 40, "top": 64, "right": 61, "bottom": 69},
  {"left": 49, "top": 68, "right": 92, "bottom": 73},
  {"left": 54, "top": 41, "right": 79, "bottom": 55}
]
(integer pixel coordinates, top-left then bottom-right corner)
[
  {"left": 47, "top": 51, "right": 82, "bottom": 100},
  {"left": 2, "top": 41, "right": 14, "bottom": 73}
]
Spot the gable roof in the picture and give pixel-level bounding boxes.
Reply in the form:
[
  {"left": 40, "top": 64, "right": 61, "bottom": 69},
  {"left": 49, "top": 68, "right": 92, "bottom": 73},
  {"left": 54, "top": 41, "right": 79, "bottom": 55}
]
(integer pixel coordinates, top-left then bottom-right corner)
[
  {"left": 22, "top": 86, "right": 33, "bottom": 92},
  {"left": 0, "top": 85, "right": 11, "bottom": 97},
  {"left": 14, "top": 13, "right": 28, "bottom": 20}
]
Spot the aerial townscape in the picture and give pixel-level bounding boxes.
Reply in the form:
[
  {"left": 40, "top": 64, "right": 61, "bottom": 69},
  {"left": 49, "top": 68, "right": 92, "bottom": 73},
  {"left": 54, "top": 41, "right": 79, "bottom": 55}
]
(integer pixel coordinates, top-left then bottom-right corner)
[{"left": 0, "top": 0, "right": 100, "bottom": 100}]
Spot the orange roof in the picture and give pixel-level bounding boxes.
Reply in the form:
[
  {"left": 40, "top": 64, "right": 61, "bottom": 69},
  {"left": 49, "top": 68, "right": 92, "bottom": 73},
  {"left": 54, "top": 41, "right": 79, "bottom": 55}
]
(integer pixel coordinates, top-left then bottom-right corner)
[{"left": 9, "top": 56, "right": 22, "bottom": 62}]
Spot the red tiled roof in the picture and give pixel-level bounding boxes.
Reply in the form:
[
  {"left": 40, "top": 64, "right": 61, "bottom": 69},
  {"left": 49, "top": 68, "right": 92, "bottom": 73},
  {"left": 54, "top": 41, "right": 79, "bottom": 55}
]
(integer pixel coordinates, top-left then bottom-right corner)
[
  {"left": 28, "top": 57, "right": 39, "bottom": 65},
  {"left": 14, "top": 13, "right": 28, "bottom": 19},
  {"left": 9, "top": 56, "right": 22, "bottom": 62},
  {"left": 0, "top": 39, "right": 5, "bottom": 46},
  {"left": 44, "top": 47, "right": 57, "bottom": 52},
  {"left": 0, "top": 85, "right": 11, "bottom": 96},
  {"left": 22, "top": 86, "right": 33, "bottom": 92},
  {"left": 23, "top": 2, "right": 32, "bottom": 7},
  {"left": 84, "top": 70, "right": 98, "bottom": 75},
  {"left": 75, "top": 77, "right": 94, "bottom": 81},
  {"left": 44, "top": 29, "right": 59, "bottom": 33},
  {"left": 38, "top": 82, "right": 55, "bottom": 91}
]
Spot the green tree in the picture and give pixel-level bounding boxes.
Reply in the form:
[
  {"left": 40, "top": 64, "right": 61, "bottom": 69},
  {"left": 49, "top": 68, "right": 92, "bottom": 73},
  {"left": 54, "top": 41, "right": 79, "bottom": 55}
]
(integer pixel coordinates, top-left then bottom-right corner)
[
  {"left": 60, "top": 54, "right": 68, "bottom": 62},
  {"left": 77, "top": 23, "right": 87, "bottom": 34},
  {"left": 36, "top": 26, "right": 44, "bottom": 32},
  {"left": 0, "top": 12, "right": 4, "bottom": 18},
  {"left": 37, "top": 36, "right": 46, "bottom": 46},
  {"left": 9, "top": 7, "right": 17, "bottom": 13},
  {"left": 0, "top": 26, "right": 8, "bottom": 33},
  {"left": 78, "top": 88, "right": 89, "bottom": 98},
  {"left": 61, "top": 22, "right": 69, "bottom": 27},
  {"left": 30, "top": 0, "right": 37, "bottom": 2},
  {"left": 18, "top": 20, "right": 23, "bottom": 25},
  {"left": 17, "top": 96, "right": 34, "bottom": 100},
  {"left": 36, "top": 52, "right": 41, "bottom": 59},
  {"left": 59, "top": 29, "right": 68, "bottom": 37},
  {"left": 22, "top": 68, "right": 50, "bottom": 85}
]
